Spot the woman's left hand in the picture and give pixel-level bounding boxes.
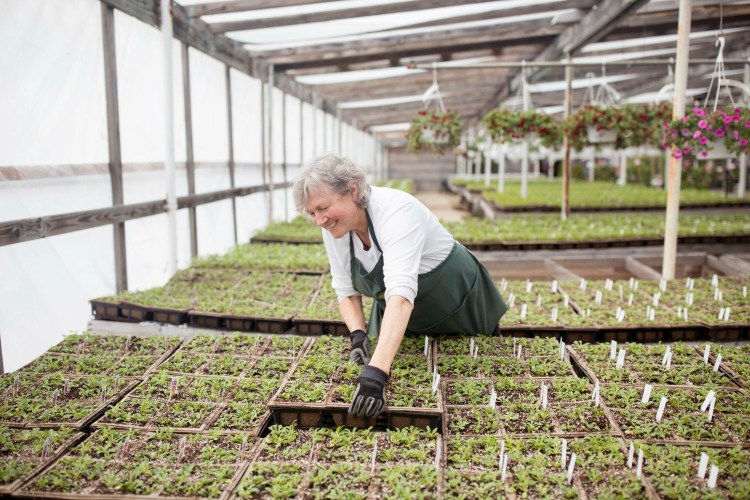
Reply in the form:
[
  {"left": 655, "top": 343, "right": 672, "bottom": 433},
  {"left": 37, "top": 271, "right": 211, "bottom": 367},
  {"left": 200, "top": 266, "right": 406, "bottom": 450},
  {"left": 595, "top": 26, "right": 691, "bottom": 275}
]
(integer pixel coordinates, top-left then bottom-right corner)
[{"left": 348, "top": 365, "right": 388, "bottom": 418}]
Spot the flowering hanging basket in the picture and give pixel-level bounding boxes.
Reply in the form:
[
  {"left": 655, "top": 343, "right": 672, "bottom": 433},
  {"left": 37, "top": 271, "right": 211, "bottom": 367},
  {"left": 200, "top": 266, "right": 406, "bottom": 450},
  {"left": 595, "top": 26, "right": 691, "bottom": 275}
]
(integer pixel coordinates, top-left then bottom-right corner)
[
  {"left": 563, "top": 105, "right": 630, "bottom": 150},
  {"left": 406, "top": 108, "right": 462, "bottom": 155},
  {"left": 483, "top": 108, "right": 563, "bottom": 149},
  {"left": 662, "top": 107, "right": 750, "bottom": 159}
]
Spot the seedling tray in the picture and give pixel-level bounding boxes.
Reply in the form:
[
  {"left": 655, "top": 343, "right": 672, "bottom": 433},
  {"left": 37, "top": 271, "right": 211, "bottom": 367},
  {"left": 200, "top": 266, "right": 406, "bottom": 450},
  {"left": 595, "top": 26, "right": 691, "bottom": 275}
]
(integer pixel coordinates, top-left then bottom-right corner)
[
  {"left": 292, "top": 317, "right": 349, "bottom": 335},
  {"left": 89, "top": 299, "right": 124, "bottom": 322},
  {"left": 187, "top": 311, "right": 292, "bottom": 333}
]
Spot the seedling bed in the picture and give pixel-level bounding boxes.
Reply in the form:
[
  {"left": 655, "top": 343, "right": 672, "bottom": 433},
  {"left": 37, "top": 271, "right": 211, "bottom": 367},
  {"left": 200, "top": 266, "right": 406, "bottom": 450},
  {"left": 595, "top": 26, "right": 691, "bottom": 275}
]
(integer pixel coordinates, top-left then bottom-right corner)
[
  {"left": 17, "top": 427, "right": 257, "bottom": 499},
  {"left": 0, "top": 426, "right": 85, "bottom": 496},
  {"left": 292, "top": 317, "right": 349, "bottom": 336},
  {"left": 697, "top": 344, "right": 750, "bottom": 389},
  {"left": 119, "top": 300, "right": 188, "bottom": 326},
  {"left": 90, "top": 299, "right": 125, "bottom": 323}
]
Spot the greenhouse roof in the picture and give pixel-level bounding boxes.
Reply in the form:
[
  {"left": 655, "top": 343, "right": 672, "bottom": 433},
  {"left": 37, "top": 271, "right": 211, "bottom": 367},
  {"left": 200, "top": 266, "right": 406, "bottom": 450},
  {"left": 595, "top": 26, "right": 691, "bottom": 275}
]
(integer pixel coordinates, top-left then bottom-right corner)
[{"left": 97, "top": 0, "right": 750, "bottom": 145}]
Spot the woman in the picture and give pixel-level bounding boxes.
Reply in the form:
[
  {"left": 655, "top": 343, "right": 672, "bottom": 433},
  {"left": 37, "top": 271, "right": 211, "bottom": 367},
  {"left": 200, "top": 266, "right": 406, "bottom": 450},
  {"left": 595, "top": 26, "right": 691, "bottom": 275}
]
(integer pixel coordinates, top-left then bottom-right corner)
[{"left": 293, "top": 154, "right": 507, "bottom": 418}]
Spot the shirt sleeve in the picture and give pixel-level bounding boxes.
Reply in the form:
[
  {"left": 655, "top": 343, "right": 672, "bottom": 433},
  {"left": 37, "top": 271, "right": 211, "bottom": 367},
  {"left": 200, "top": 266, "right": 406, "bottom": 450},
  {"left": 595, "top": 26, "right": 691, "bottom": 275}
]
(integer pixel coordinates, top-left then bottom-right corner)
[
  {"left": 376, "top": 198, "right": 426, "bottom": 305},
  {"left": 322, "top": 228, "right": 360, "bottom": 301}
]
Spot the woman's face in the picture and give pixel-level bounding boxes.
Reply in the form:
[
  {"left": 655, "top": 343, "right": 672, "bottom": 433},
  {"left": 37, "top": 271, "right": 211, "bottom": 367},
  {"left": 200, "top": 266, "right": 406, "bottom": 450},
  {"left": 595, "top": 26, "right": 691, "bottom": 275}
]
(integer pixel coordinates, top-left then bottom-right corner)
[{"left": 304, "top": 184, "right": 361, "bottom": 239}]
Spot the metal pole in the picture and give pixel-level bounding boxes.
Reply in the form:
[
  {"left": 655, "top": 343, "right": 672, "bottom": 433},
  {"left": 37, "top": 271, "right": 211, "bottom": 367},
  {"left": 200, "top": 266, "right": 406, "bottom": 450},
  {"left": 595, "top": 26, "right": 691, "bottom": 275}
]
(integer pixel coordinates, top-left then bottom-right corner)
[
  {"left": 618, "top": 151, "right": 627, "bottom": 186},
  {"left": 562, "top": 54, "right": 573, "bottom": 220},
  {"left": 225, "top": 66, "right": 238, "bottom": 245},
  {"left": 662, "top": 0, "right": 692, "bottom": 280},
  {"left": 410, "top": 58, "right": 749, "bottom": 70},
  {"left": 497, "top": 150, "right": 505, "bottom": 193},
  {"left": 162, "top": 0, "right": 177, "bottom": 276},
  {"left": 282, "top": 93, "right": 289, "bottom": 220},
  {"left": 484, "top": 149, "right": 491, "bottom": 187}
]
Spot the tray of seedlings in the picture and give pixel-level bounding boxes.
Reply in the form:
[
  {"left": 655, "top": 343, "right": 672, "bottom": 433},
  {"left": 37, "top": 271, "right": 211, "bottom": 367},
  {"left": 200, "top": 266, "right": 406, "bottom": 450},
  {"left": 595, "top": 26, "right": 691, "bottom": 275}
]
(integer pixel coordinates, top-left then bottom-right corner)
[
  {"left": 434, "top": 335, "right": 578, "bottom": 381},
  {"left": 17, "top": 427, "right": 257, "bottom": 499},
  {"left": 497, "top": 279, "right": 597, "bottom": 341},
  {"left": 561, "top": 278, "right": 712, "bottom": 343},
  {"left": 232, "top": 423, "right": 441, "bottom": 499},
  {"left": 636, "top": 276, "right": 749, "bottom": 342},
  {"left": 0, "top": 370, "right": 139, "bottom": 431},
  {"left": 637, "top": 441, "right": 750, "bottom": 497},
  {"left": 444, "top": 433, "right": 659, "bottom": 499},
  {"left": 292, "top": 284, "right": 374, "bottom": 336},
  {"left": 601, "top": 383, "right": 750, "bottom": 447},
  {"left": 0, "top": 426, "right": 85, "bottom": 496},
  {"left": 16, "top": 333, "right": 181, "bottom": 381},
  {"left": 190, "top": 242, "right": 330, "bottom": 275},
  {"left": 697, "top": 343, "right": 750, "bottom": 389}
]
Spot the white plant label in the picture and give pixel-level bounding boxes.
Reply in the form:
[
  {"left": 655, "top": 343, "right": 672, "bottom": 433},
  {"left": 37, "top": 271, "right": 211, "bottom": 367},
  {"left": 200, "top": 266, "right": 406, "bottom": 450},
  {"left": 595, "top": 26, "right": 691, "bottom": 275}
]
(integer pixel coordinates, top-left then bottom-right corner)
[
  {"left": 469, "top": 337, "right": 475, "bottom": 356},
  {"left": 501, "top": 454, "right": 509, "bottom": 481},
  {"left": 424, "top": 336, "right": 429, "bottom": 356},
  {"left": 703, "top": 344, "right": 710, "bottom": 365},
  {"left": 561, "top": 438, "right": 567, "bottom": 470},
  {"left": 566, "top": 452, "right": 576, "bottom": 484},
  {"left": 563, "top": 293, "right": 569, "bottom": 308},
  {"left": 520, "top": 304, "right": 527, "bottom": 320},
  {"left": 665, "top": 351, "right": 672, "bottom": 371},
  {"left": 711, "top": 274, "right": 719, "bottom": 287},
  {"left": 489, "top": 389, "right": 497, "bottom": 408},
  {"left": 592, "top": 382, "right": 600, "bottom": 407},
  {"left": 610, "top": 340, "right": 617, "bottom": 360},
  {"left": 659, "top": 278, "right": 667, "bottom": 292},
  {"left": 661, "top": 346, "right": 671, "bottom": 366},
  {"left": 707, "top": 465, "right": 719, "bottom": 489},
  {"left": 616, "top": 348, "right": 626, "bottom": 370},
  {"left": 371, "top": 442, "right": 378, "bottom": 474},
  {"left": 526, "top": 279, "right": 532, "bottom": 293},
  {"left": 743, "top": 286, "right": 747, "bottom": 298},
  {"left": 713, "top": 354, "right": 722, "bottom": 372},
  {"left": 551, "top": 307, "right": 558, "bottom": 323},
  {"left": 517, "top": 345, "right": 523, "bottom": 359},
  {"left": 595, "top": 290, "right": 602, "bottom": 305},
  {"left": 628, "top": 293, "right": 634, "bottom": 306},
  {"left": 536, "top": 295, "right": 542, "bottom": 307},
  {"left": 627, "top": 442, "right": 634, "bottom": 468},
  {"left": 641, "top": 384, "right": 652, "bottom": 404},
  {"left": 551, "top": 280, "right": 558, "bottom": 293},
  {"left": 697, "top": 452, "right": 709, "bottom": 479},
  {"left": 499, "top": 439, "right": 505, "bottom": 470},
  {"left": 431, "top": 373, "right": 441, "bottom": 395},
  {"left": 707, "top": 396, "right": 716, "bottom": 422},
  {"left": 655, "top": 396, "right": 668, "bottom": 422},
  {"left": 434, "top": 445, "right": 442, "bottom": 471},
  {"left": 508, "top": 293, "right": 516, "bottom": 308},
  {"left": 653, "top": 292, "right": 660, "bottom": 307},
  {"left": 580, "top": 278, "right": 587, "bottom": 290},
  {"left": 700, "top": 390, "right": 716, "bottom": 412}
]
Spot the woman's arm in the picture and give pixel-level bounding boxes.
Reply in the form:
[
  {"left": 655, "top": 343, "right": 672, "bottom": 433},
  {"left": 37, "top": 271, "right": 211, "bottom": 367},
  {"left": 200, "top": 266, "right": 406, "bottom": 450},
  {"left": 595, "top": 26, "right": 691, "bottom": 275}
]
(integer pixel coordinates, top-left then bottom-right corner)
[
  {"left": 338, "top": 295, "right": 367, "bottom": 332},
  {"left": 368, "top": 295, "right": 413, "bottom": 375}
]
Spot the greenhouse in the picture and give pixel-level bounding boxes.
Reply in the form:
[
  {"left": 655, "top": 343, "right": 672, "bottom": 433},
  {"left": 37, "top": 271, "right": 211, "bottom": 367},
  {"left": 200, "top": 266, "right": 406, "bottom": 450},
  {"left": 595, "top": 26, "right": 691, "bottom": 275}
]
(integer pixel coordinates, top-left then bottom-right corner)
[{"left": 1, "top": 0, "right": 750, "bottom": 498}]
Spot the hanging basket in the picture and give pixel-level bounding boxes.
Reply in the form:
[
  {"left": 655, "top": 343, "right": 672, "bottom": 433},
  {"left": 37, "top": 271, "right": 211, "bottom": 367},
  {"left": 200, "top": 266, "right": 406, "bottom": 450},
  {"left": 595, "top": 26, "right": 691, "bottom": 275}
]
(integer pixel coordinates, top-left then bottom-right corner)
[
  {"left": 700, "top": 141, "right": 733, "bottom": 160},
  {"left": 586, "top": 126, "right": 617, "bottom": 144}
]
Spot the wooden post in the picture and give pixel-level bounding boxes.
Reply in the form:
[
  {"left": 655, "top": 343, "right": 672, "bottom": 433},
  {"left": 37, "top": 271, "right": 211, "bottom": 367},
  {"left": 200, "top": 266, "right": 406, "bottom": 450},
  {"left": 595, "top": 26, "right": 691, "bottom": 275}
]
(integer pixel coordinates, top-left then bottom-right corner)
[
  {"left": 740, "top": 63, "right": 749, "bottom": 198},
  {"left": 225, "top": 65, "right": 238, "bottom": 244},
  {"left": 181, "top": 43, "right": 198, "bottom": 258},
  {"left": 282, "top": 93, "right": 289, "bottom": 220},
  {"left": 267, "top": 65, "right": 275, "bottom": 224},
  {"left": 300, "top": 99, "right": 305, "bottom": 166},
  {"left": 162, "top": 0, "right": 177, "bottom": 276},
  {"left": 337, "top": 108, "right": 343, "bottom": 155},
  {"left": 101, "top": 3, "right": 127, "bottom": 293},
  {"left": 662, "top": 0, "right": 692, "bottom": 280},
  {"left": 260, "top": 81, "right": 268, "bottom": 215},
  {"left": 561, "top": 53, "right": 572, "bottom": 221},
  {"left": 484, "top": 149, "right": 491, "bottom": 187}
]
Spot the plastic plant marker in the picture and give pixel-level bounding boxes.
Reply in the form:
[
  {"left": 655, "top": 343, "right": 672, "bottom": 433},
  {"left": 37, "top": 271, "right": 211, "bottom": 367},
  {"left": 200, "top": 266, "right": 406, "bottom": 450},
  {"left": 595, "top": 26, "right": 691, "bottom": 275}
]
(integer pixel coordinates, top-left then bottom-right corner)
[
  {"left": 551, "top": 280, "right": 558, "bottom": 293},
  {"left": 659, "top": 279, "right": 667, "bottom": 292},
  {"left": 526, "top": 279, "right": 532, "bottom": 293},
  {"left": 636, "top": 449, "right": 643, "bottom": 478},
  {"left": 566, "top": 452, "right": 576, "bottom": 485},
  {"left": 661, "top": 346, "right": 671, "bottom": 366},
  {"left": 665, "top": 352, "right": 672, "bottom": 371},
  {"left": 558, "top": 339, "right": 564, "bottom": 359},
  {"left": 580, "top": 279, "right": 587, "bottom": 291},
  {"left": 114, "top": 375, "right": 120, "bottom": 393},
  {"left": 170, "top": 376, "right": 179, "bottom": 399},
  {"left": 698, "top": 453, "right": 709, "bottom": 479},
  {"left": 469, "top": 337, "right": 475, "bottom": 356},
  {"left": 595, "top": 291, "right": 602, "bottom": 305},
  {"left": 63, "top": 379, "right": 70, "bottom": 394},
  {"left": 707, "top": 465, "right": 719, "bottom": 489},
  {"left": 641, "top": 384, "right": 652, "bottom": 404},
  {"left": 629, "top": 277, "right": 635, "bottom": 289},
  {"left": 473, "top": 345, "right": 479, "bottom": 359},
  {"left": 592, "top": 382, "right": 600, "bottom": 407},
  {"left": 713, "top": 354, "right": 722, "bottom": 372},
  {"left": 610, "top": 341, "right": 617, "bottom": 360},
  {"left": 431, "top": 374, "right": 440, "bottom": 395},
  {"left": 371, "top": 442, "right": 378, "bottom": 474},
  {"left": 703, "top": 344, "right": 710, "bottom": 365},
  {"left": 561, "top": 438, "right": 567, "bottom": 470},
  {"left": 424, "top": 336, "right": 429, "bottom": 356},
  {"left": 100, "top": 386, "right": 107, "bottom": 403},
  {"left": 718, "top": 307, "right": 726, "bottom": 320},
  {"left": 499, "top": 439, "right": 505, "bottom": 471},
  {"left": 536, "top": 295, "right": 542, "bottom": 307},
  {"left": 707, "top": 396, "right": 716, "bottom": 422},
  {"left": 628, "top": 293, "right": 634, "bottom": 306},
  {"left": 508, "top": 293, "right": 516, "bottom": 308},
  {"left": 743, "top": 286, "right": 747, "bottom": 298},
  {"left": 653, "top": 292, "right": 660, "bottom": 307},
  {"left": 240, "top": 437, "right": 248, "bottom": 458},
  {"left": 52, "top": 389, "right": 59, "bottom": 406},
  {"left": 700, "top": 390, "right": 716, "bottom": 412},
  {"left": 551, "top": 307, "right": 558, "bottom": 324},
  {"left": 711, "top": 274, "right": 719, "bottom": 287},
  {"left": 434, "top": 444, "right": 442, "bottom": 471},
  {"left": 178, "top": 437, "right": 187, "bottom": 462},
  {"left": 41, "top": 438, "right": 50, "bottom": 460},
  {"left": 627, "top": 442, "right": 634, "bottom": 468},
  {"left": 655, "top": 396, "right": 668, "bottom": 422},
  {"left": 13, "top": 375, "right": 19, "bottom": 395},
  {"left": 616, "top": 348, "right": 626, "bottom": 370},
  {"left": 520, "top": 304, "right": 527, "bottom": 320},
  {"left": 724, "top": 308, "right": 731, "bottom": 321},
  {"left": 517, "top": 345, "right": 522, "bottom": 360},
  {"left": 489, "top": 389, "right": 497, "bottom": 408},
  {"left": 563, "top": 293, "right": 569, "bottom": 308},
  {"left": 501, "top": 455, "right": 509, "bottom": 481}
]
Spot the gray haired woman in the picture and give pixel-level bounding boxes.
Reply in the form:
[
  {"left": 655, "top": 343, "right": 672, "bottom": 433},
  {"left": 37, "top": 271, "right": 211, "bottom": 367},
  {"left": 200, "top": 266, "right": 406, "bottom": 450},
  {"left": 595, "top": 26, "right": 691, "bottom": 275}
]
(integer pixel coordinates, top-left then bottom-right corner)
[{"left": 293, "top": 154, "right": 506, "bottom": 419}]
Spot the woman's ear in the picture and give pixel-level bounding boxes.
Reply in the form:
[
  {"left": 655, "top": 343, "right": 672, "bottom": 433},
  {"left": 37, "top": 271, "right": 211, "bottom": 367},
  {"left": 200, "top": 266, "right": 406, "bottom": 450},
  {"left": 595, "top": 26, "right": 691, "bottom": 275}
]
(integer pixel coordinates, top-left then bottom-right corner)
[{"left": 350, "top": 183, "right": 358, "bottom": 201}]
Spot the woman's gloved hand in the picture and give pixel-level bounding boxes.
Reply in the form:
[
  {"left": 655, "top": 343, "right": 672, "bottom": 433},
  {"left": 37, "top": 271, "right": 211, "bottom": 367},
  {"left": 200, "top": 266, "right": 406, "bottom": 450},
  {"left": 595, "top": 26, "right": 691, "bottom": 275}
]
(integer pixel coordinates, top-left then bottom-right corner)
[
  {"left": 348, "top": 329, "right": 371, "bottom": 365},
  {"left": 348, "top": 365, "right": 388, "bottom": 418}
]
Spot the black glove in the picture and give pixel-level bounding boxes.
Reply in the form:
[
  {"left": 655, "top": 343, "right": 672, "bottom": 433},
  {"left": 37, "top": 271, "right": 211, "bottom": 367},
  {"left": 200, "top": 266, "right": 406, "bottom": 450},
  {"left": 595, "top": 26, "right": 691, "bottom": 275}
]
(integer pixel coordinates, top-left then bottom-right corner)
[
  {"left": 348, "top": 329, "right": 371, "bottom": 365},
  {"left": 348, "top": 365, "right": 388, "bottom": 418}
]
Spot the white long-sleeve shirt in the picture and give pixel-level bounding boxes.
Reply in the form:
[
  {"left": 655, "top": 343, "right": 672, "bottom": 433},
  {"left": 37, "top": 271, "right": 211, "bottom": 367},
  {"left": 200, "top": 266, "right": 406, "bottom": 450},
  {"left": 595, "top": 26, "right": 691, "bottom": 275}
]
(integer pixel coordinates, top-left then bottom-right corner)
[{"left": 322, "top": 186, "right": 455, "bottom": 305}]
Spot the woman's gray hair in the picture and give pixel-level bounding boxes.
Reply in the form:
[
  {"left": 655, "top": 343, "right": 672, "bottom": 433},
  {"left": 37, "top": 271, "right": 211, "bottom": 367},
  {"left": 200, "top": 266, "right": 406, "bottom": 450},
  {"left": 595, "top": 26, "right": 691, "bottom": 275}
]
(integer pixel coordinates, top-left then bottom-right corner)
[{"left": 293, "top": 154, "right": 371, "bottom": 213}]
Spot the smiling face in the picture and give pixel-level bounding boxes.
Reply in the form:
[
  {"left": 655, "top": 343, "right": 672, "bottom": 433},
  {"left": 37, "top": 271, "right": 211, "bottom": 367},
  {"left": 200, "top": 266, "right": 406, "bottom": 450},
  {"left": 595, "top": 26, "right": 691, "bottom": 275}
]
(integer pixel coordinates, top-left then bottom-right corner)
[{"left": 304, "top": 184, "right": 365, "bottom": 239}]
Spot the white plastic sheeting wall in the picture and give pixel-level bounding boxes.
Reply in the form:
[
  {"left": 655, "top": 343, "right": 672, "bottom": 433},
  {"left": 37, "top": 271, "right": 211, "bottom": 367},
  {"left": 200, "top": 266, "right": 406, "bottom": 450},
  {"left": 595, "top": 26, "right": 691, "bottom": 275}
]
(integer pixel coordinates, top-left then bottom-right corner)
[{"left": 0, "top": 1, "right": 308, "bottom": 372}]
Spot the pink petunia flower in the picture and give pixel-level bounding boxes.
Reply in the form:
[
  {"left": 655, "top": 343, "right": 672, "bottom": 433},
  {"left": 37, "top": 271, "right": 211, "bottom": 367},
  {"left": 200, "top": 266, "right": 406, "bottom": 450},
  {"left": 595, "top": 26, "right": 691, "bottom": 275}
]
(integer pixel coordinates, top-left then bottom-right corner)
[
  {"left": 724, "top": 116, "right": 734, "bottom": 124},
  {"left": 699, "top": 137, "right": 708, "bottom": 145},
  {"left": 701, "top": 150, "right": 708, "bottom": 158},
  {"left": 693, "top": 131, "right": 702, "bottom": 139},
  {"left": 693, "top": 108, "right": 705, "bottom": 117},
  {"left": 674, "top": 149, "right": 683, "bottom": 159},
  {"left": 715, "top": 128, "right": 725, "bottom": 137},
  {"left": 740, "top": 139, "right": 749, "bottom": 147},
  {"left": 698, "top": 120, "right": 708, "bottom": 129},
  {"left": 681, "top": 128, "right": 691, "bottom": 137}
]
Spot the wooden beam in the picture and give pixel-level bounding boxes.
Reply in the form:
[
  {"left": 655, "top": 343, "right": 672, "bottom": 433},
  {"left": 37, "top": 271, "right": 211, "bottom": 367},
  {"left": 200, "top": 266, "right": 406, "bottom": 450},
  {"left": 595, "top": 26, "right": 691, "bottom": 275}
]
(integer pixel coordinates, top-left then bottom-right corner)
[
  {"left": 625, "top": 256, "right": 662, "bottom": 280},
  {"left": 181, "top": 43, "right": 198, "bottom": 259},
  {"left": 210, "top": 0, "right": 585, "bottom": 34},
  {"left": 188, "top": 0, "right": 340, "bottom": 17},
  {"left": 101, "top": 3, "right": 128, "bottom": 293},
  {"left": 254, "top": 21, "right": 566, "bottom": 65},
  {"left": 0, "top": 183, "right": 292, "bottom": 247}
]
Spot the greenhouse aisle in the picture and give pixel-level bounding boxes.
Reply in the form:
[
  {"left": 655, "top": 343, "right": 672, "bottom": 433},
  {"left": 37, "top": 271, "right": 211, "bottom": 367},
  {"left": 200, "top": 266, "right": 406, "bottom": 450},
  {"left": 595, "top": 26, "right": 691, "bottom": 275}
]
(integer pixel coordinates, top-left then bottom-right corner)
[{"left": 414, "top": 190, "right": 470, "bottom": 221}]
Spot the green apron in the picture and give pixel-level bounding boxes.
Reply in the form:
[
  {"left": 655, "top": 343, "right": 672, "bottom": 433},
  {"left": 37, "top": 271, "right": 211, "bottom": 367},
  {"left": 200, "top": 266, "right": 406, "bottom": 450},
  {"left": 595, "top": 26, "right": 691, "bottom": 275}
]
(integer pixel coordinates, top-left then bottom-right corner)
[{"left": 351, "top": 211, "right": 507, "bottom": 338}]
